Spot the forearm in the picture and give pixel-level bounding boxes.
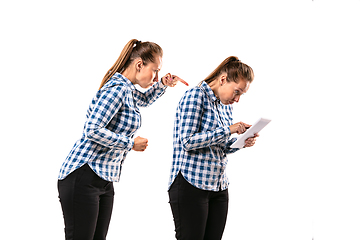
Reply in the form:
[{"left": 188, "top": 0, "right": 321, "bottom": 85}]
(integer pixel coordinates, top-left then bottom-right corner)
[
  {"left": 134, "top": 81, "right": 167, "bottom": 107},
  {"left": 181, "top": 126, "right": 231, "bottom": 151},
  {"left": 85, "top": 127, "right": 134, "bottom": 151}
]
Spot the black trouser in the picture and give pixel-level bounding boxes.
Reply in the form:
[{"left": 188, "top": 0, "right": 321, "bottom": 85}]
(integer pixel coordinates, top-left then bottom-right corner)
[
  {"left": 168, "top": 172, "right": 229, "bottom": 240},
  {"left": 58, "top": 164, "right": 114, "bottom": 240}
]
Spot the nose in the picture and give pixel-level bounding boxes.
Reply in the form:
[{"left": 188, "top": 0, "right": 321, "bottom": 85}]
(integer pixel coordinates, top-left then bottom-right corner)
[
  {"left": 234, "top": 95, "right": 240, "bottom": 102},
  {"left": 153, "top": 72, "right": 159, "bottom": 82}
]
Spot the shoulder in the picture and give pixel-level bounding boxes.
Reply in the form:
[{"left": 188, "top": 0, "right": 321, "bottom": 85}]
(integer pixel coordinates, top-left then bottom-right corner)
[
  {"left": 88, "top": 83, "right": 128, "bottom": 111},
  {"left": 179, "top": 86, "right": 206, "bottom": 106},
  {"left": 98, "top": 77, "right": 132, "bottom": 100},
  {"left": 182, "top": 86, "right": 206, "bottom": 100},
  {"left": 102, "top": 75, "right": 127, "bottom": 90}
]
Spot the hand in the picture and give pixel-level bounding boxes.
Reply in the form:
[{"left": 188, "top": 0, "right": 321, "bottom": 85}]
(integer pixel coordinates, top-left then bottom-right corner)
[
  {"left": 229, "top": 122, "right": 251, "bottom": 134},
  {"left": 244, "top": 133, "right": 260, "bottom": 148},
  {"left": 161, "top": 73, "right": 189, "bottom": 87},
  {"left": 132, "top": 136, "right": 148, "bottom": 152}
]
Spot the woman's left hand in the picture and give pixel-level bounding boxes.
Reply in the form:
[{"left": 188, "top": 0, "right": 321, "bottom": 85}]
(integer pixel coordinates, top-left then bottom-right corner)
[
  {"left": 244, "top": 133, "right": 260, "bottom": 148},
  {"left": 161, "top": 73, "right": 189, "bottom": 87}
]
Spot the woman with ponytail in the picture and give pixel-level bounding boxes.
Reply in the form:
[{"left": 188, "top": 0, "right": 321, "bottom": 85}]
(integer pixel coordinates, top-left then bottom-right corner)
[
  {"left": 58, "top": 39, "right": 188, "bottom": 240},
  {"left": 168, "top": 56, "right": 258, "bottom": 240}
]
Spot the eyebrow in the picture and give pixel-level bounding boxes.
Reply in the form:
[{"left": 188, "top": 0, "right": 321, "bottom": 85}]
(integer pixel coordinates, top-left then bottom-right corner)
[{"left": 235, "top": 88, "right": 244, "bottom": 92}]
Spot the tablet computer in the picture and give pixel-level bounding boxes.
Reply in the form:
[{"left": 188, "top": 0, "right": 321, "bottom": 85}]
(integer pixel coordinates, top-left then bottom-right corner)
[{"left": 230, "top": 117, "right": 271, "bottom": 149}]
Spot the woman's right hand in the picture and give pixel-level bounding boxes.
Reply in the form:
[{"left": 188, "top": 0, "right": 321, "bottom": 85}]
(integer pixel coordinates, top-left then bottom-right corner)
[
  {"left": 229, "top": 122, "right": 251, "bottom": 135},
  {"left": 132, "top": 136, "right": 148, "bottom": 152},
  {"left": 161, "top": 73, "right": 189, "bottom": 87}
]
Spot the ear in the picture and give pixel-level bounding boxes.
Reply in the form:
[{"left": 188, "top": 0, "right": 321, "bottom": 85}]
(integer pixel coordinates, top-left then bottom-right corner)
[
  {"left": 219, "top": 74, "right": 227, "bottom": 86},
  {"left": 135, "top": 59, "right": 143, "bottom": 72}
]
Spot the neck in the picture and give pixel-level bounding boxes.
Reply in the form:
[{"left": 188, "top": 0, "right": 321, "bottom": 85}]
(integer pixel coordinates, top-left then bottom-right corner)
[
  {"left": 208, "top": 79, "right": 220, "bottom": 99},
  {"left": 122, "top": 66, "right": 137, "bottom": 85}
]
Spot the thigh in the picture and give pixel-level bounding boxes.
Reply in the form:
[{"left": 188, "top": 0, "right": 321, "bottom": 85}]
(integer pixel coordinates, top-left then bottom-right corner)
[
  {"left": 169, "top": 173, "right": 209, "bottom": 240},
  {"left": 204, "top": 189, "right": 229, "bottom": 240},
  {"left": 58, "top": 164, "right": 102, "bottom": 240},
  {"left": 93, "top": 183, "right": 114, "bottom": 240}
]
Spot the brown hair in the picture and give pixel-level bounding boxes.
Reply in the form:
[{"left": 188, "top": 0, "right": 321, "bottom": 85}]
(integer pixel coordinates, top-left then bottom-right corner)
[
  {"left": 99, "top": 39, "right": 163, "bottom": 90},
  {"left": 204, "top": 56, "right": 254, "bottom": 84}
]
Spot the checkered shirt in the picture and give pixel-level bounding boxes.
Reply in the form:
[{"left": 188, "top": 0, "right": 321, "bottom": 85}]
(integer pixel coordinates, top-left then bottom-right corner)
[
  {"left": 168, "top": 81, "right": 240, "bottom": 191},
  {"left": 58, "top": 73, "right": 167, "bottom": 182}
]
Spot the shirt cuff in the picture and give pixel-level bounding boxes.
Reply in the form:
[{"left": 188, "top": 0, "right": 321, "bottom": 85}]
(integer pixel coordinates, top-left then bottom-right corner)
[
  {"left": 158, "top": 78, "right": 168, "bottom": 89},
  {"left": 126, "top": 138, "right": 134, "bottom": 152},
  {"left": 224, "top": 126, "right": 231, "bottom": 138}
]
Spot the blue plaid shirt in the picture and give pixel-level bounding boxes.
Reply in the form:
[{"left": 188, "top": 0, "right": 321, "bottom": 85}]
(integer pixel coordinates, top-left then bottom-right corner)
[
  {"left": 58, "top": 73, "right": 167, "bottom": 182},
  {"left": 168, "top": 81, "right": 240, "bottom": 191}
]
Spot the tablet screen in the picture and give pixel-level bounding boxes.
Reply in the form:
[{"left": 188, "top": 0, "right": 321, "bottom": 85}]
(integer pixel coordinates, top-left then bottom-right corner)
[{"left": 230, "top": 118, "right": 271, "bottom": 149}]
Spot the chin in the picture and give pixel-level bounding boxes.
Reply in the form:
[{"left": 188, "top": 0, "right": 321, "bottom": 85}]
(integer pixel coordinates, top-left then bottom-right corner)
[
  {"left": 141, "top": 83, "right": 153, "bottom": 89},
  {"left": 223, "top": 100, "right": 234, "bottom": 105}
]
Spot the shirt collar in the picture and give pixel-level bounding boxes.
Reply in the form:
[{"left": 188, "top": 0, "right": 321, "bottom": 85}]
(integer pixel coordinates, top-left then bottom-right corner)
[
  {"left": 112, "top": 72, "right": 136, "bottom": 91},
  {"left": 199, "top": 81, "right": 218, "bottom": 103}
]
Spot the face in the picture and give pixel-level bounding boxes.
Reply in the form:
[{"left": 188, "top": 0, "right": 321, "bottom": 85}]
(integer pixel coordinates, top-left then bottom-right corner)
[
  {"left": 136, "top": 56, "right": 163, "bottom": 88},
  {"left": 218, "top": 76, "right": 250, "bottom": 105}
]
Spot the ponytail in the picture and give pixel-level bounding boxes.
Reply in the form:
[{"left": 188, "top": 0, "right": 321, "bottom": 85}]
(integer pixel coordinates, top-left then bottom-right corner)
[
  {"left": 204, "top": 56, "right": 254, "bottom": 85},
  {"left": 99, "top": 39, "right": 163, "bottom": 90}
]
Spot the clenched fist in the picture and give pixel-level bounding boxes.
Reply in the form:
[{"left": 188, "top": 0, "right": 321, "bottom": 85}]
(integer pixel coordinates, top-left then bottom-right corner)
[{"left": 132, "top": 136, "right": 148, "bottom": 152}]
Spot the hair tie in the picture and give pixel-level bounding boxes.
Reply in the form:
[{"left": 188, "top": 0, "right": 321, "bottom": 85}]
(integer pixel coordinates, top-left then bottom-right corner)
[{"left": 135, "top": 40, "right": 142, "bottom": 46}]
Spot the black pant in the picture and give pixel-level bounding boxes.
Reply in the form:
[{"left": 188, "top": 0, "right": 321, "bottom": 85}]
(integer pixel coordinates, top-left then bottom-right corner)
[
  {"left": 168, "top": 172, "right": 229, "bottom": 240},
  {"left": 58, "top": 164, "right": 114, "bottom": 240}
]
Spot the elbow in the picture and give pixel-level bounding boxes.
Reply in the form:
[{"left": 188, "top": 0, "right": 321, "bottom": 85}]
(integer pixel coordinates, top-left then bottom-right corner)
[
  {"left": 182, "top": 143, "right": 192, "bottom": 152},
  {"left": 180, "top": 137, "right": 197, "bottom": 152},
  {"left": 180, "top": 138, "right": 191, "bottom": 151},
  {"left": 84, "top": 121, "right": 103, "bottom": 140},
  {"left": 84, "top": 126, "right": 96, "bottom": 140}
]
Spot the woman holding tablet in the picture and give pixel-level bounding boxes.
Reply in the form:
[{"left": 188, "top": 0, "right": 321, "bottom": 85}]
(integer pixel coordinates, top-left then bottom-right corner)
[
  {"left": 168, "top": 56, "right": 258, "bottom": 240},
  {"left": 58, "top": 39, "right": 187, "bottom": 240}
]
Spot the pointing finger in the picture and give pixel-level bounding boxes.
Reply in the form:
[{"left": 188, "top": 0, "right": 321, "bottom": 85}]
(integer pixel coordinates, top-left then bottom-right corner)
[{"left": 173, "top": 75, "right": 189, "bottom": 86}]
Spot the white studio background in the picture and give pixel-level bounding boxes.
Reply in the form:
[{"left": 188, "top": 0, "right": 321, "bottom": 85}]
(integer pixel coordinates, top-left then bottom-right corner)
[{"left": 1, "top": 0, "right": 359, "bottom": 239}]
